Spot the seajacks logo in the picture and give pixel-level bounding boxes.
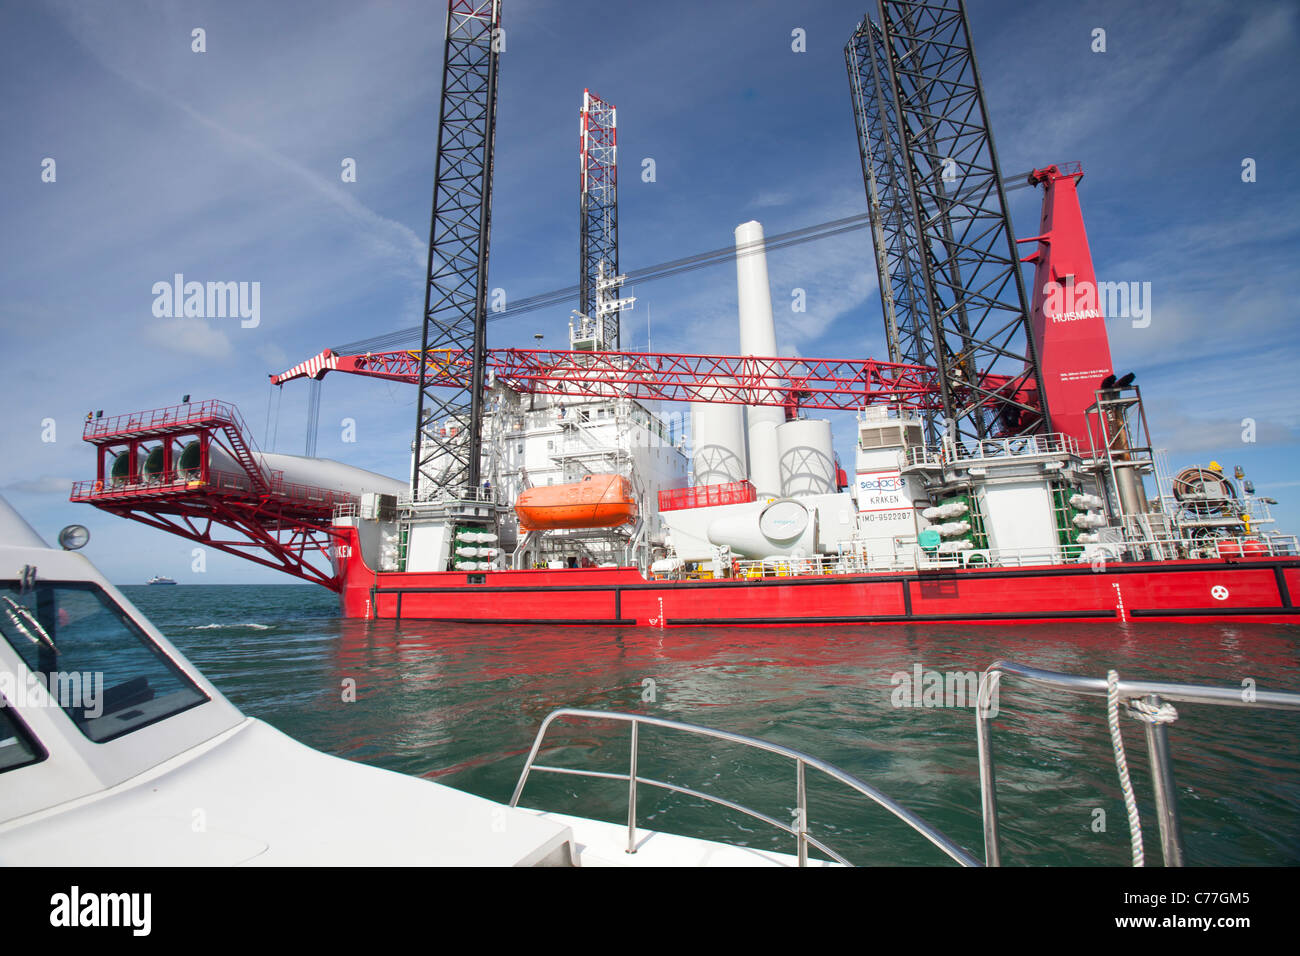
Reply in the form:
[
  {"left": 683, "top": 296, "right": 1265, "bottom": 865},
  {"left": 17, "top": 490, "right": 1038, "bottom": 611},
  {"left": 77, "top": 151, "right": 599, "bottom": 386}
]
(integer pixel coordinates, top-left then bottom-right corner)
[{"left": 858, "top": 475, "right": 902, "bottom": 493}]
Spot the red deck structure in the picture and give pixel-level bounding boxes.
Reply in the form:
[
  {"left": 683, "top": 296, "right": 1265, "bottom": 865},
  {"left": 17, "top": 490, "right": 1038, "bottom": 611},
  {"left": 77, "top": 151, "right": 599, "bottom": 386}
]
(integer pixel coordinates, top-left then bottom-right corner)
[{"left": 71, "top": 400, "right": 351, "bottom": 590}]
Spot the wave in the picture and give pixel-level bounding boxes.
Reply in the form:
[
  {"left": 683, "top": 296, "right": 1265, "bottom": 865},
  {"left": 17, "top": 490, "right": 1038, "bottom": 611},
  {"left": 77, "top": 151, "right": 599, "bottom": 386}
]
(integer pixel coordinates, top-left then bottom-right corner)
[{"left": 190, "top": 622, "right": 273, "bottom": 631}]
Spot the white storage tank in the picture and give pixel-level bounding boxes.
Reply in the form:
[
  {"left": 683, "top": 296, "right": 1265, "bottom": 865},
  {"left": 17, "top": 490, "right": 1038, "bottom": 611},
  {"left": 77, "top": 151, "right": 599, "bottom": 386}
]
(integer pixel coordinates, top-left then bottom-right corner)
[
  {"left": 777, "top": 419, "right": 836, "bottom": 496},
  {"left": 691, "top": 379, "right": 748, "bottom": 486}
]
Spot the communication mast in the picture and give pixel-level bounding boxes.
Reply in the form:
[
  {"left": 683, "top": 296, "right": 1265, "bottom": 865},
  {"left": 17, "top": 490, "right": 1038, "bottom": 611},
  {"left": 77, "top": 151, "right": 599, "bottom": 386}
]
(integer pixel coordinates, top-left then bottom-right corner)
[
  {"left": 846, "top": 0, "right": 1049, "bottom": 446},
  {"left": 411, "top": 0, "right": 502, "bottom": 499},
  {"left": 575, "top": 90, "right": 631, "bottom": 351}
]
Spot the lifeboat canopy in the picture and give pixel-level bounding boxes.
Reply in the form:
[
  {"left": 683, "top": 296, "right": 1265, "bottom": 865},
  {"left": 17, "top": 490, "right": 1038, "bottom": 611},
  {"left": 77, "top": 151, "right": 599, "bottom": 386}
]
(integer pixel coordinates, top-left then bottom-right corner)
[{"left": 515, "top": 474, "right": 637, "bottom": 531}]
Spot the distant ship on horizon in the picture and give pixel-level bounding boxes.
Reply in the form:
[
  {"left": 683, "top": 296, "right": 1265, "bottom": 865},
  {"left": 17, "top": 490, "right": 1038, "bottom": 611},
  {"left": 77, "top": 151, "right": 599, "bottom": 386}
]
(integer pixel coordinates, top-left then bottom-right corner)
[{"left": 147, "top": 575, "right": 177, "bottom": 585}]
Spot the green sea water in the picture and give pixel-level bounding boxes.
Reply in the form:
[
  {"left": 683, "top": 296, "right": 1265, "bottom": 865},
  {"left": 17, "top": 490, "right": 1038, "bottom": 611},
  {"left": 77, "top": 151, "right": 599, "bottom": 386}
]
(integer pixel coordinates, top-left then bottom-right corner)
[{"left": 122, "top": 584, "right": 1300, "bottom": 866}]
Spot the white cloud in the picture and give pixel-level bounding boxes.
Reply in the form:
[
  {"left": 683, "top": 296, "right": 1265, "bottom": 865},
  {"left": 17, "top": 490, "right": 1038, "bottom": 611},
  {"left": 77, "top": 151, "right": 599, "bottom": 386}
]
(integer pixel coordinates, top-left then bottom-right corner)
[
  {"left": 751, "top": 190, "right": 793, "bottom": 209},
  {"left": 142, "top": 318, "right": 235, "bottom": 360},
  {"left": 3, "top": 476, "right": 76, "bottom": 495},
  {"left": 1222, "top": 5, "right": 1297, "bottom": 72},
  {"left": 43, "top": 0, "right": 427, "bottom": 276},
  {"left": 256, "top": 342, "right": 290, "bottom": 373}
]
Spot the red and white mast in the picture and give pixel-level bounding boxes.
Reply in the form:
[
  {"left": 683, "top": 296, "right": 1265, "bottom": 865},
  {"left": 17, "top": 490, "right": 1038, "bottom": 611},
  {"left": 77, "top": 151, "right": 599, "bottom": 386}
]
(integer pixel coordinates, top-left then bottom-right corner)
[{"left": 576, "top": 90, "right": 630, "bottom": 351}]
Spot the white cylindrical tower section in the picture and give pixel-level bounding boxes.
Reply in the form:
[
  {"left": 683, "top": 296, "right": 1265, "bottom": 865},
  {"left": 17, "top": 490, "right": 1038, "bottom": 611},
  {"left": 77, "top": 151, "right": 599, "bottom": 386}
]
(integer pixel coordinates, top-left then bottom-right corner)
[
  {"left": 735, "top": 220, "right": 785, "bottom": 497},
  {"left": 258, "top": 451, "right": 409, "bottom": 499},
  {"left": 747, "top": 417, "right": 781, "bottom": 498},
  {"left": 736, "top": 220, "right": 778, "bottom": 357},
  {"left": 181, "top": 441, "right": 408, "bottom": 499},
  {"left": 691, "top": 378, "right": 748, "bottom": 486},
  {"left": 777, "top": 419, "right": 836, "bottom": 496}
]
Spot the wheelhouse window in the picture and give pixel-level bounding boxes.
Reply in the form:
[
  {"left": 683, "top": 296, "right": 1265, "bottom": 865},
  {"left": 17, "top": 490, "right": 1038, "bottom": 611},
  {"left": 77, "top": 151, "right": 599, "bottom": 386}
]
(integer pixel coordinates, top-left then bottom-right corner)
[
  {"left": 0, "top": 697, "right": 45, "bottom": 772},
  {"left": 0, "top": 581, "right": 208, "bottom": 743}
]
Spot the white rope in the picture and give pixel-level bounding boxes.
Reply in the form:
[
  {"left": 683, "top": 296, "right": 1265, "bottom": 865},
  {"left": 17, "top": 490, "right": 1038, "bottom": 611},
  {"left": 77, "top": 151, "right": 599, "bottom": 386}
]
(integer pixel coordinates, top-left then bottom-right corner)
[
  {"left": 1125, "top": 697, "right": 1179, "bottom": 725},
  {"left": 1106, "top": 669, "right": 1145, "bottom": 866}
]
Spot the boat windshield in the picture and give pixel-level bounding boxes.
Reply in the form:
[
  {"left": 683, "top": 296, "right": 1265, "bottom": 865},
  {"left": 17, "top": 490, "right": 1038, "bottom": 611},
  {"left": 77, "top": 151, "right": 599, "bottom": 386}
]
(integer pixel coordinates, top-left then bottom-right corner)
[
  {"left": 0, "top": 580, "right": 208, "bottom": 742},
  {"left": 0, "top": 700, "right": 45, "bottom": 772}
]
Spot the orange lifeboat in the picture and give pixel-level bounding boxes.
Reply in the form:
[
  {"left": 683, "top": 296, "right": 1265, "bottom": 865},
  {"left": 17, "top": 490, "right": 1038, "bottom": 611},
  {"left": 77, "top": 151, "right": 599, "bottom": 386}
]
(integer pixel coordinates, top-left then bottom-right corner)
[{"left": 515, "top": 474, "right": 637, "bottom": 531}]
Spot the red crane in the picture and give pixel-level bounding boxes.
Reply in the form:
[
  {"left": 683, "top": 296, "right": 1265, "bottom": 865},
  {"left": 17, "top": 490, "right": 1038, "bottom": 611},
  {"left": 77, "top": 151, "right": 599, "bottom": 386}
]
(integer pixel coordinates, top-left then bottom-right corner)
[
  {"left": 268, "top": 346, "right": 1010, "bottom": 415},
  {"left": 1017, "top": 162, "right": 1117, "bottom": 447}
]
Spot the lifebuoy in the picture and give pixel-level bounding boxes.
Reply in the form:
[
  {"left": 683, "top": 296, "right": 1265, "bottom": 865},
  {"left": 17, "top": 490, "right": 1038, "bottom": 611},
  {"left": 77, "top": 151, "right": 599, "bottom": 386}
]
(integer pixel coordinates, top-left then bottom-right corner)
[{"left": 91, "top": 480, "right": 103, "bottom": 494}]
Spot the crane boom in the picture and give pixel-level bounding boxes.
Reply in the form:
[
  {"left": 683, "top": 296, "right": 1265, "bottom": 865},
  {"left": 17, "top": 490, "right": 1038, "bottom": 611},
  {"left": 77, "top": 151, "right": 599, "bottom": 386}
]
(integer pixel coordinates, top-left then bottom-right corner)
[
  {"left": 270, "top": 346, "right": 1030, "bottom": 415},
  {"left": 846, "top": 0, "right": 1049, "bottom": 445}
]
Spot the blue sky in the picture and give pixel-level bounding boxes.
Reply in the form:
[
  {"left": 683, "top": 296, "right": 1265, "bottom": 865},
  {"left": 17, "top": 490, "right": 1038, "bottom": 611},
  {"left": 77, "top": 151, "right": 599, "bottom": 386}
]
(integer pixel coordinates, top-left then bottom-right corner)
[{"left": 2, "top": 0, "right": 1298, "bottom": 584}]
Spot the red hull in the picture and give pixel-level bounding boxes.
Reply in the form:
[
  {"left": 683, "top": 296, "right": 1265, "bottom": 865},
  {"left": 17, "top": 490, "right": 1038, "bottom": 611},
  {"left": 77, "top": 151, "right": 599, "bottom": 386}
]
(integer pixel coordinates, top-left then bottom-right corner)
[{"left": 334, "top": 527, "right": 1300, "bottom": 626}]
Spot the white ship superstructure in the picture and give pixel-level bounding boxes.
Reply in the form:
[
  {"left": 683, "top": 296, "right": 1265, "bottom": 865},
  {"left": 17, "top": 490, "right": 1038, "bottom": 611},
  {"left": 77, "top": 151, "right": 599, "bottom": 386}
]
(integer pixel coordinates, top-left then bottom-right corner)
[
  {"left": 483, "top": 385, "right": 688, "bottom": 568},
  {"left": 392, "top": 264, "right": 689, "bottom": 575}
]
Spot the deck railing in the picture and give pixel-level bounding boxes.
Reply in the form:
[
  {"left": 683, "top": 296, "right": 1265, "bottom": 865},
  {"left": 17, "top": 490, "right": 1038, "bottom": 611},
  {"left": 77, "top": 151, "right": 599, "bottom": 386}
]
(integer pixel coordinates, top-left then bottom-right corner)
[
  {"left": 81, "top": 399, "right": 254, "bottom": 444},
  {"left": 71, "top": 468, "right": 353, "bottom": 509},
  {"left": 905, "top": 432, "right": 1079, "bottom": 468},
  {"left": 647, "top": 532, "right": 1297, "bottom": 582},
  {"left": 400, "top": 485, "right": 501, "bottom": 507},
  {"left": 658, "top": 480, "right": 757, "bottom": 512},
  {"left": 975, "top": 660, "right": 1300, "bottom": 866},
  {"left": 510, "top": 708, "right": 979, "bottom": 867},
  {"left": 513, "top": 664, "right": 1300, "bottom": 868}
]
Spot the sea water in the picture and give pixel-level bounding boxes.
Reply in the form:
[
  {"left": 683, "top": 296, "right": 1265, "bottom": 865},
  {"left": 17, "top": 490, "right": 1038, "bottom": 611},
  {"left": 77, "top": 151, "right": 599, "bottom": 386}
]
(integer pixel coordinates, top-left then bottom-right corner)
[{"left": 123, "top": 584, "right": 1300, "bottom": 866}]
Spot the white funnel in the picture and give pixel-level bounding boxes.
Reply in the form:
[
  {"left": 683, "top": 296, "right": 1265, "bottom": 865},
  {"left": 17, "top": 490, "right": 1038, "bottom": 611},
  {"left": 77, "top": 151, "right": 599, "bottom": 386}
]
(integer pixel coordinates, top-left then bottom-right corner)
[{"left": 735, "top": 220, "right": 784, "bottom": 497}]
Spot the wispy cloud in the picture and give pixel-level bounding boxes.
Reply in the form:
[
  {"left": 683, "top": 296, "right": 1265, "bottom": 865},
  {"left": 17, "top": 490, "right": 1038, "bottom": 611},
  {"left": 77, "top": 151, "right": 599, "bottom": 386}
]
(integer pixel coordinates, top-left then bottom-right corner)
[
  {"left": 751, "top": 190, "right": 793, "bottom": 209},
  {"left": 44, "top": 0, "right": 427, "bottom": 275},
  {"left": 141, "top": 318, "right": 235, "bottom": 360},
  {"left": 1221, "top": 4, "right": 1297, "bottom": 72},
  {"left": 3, "top": 476, "right": 76, "bottom": 495}
]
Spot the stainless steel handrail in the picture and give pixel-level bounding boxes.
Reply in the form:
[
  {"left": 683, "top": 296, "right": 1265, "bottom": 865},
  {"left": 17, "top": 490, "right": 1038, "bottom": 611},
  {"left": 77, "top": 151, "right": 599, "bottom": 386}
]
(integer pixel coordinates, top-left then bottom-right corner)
[
  {"left": 509, "top": 708, "right": 980, "bottom": 867},
  {"left": 904, "top": 432, "right": 1079, "bottom": 468},
  {"left": 975, "top": 660, "right": 1300, "bottom": 867}
]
